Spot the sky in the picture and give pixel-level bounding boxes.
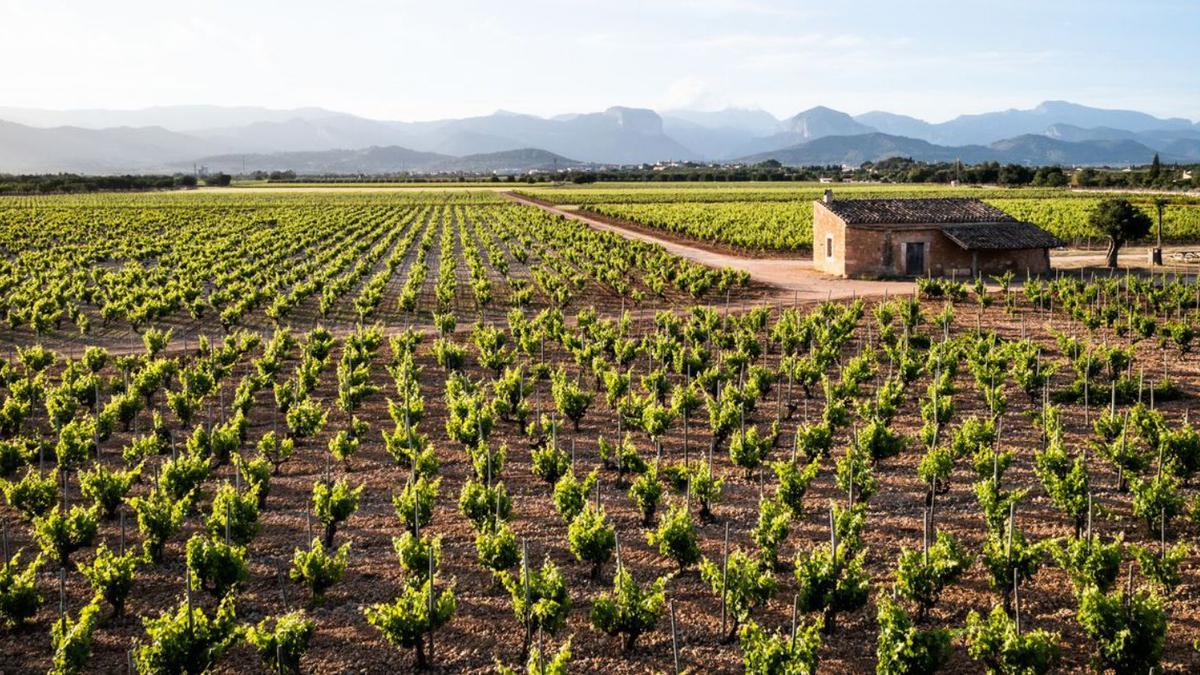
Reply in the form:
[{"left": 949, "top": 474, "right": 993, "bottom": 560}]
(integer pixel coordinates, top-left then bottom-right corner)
[{"left": 1, "top": 0, "right": 1197, "bottom": 123}]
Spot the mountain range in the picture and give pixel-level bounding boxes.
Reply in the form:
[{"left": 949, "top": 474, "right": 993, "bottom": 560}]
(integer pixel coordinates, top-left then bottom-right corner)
[{"left": 0, "top": 100, "right": 1196, "bottom": 174}]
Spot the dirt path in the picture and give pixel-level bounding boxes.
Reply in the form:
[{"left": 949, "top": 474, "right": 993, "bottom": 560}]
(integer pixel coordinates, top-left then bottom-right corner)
[{"left": 503, "top": 191, "right": 917, "bottom": 301}]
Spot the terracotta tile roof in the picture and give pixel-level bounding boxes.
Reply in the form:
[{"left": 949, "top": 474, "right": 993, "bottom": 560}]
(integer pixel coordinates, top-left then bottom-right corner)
[
  {"left": 824, "top": 197, "right": 1017, "bottom": 225},
  {"left": 941, "top": 222, "right": 1063, "bottom": 251}
]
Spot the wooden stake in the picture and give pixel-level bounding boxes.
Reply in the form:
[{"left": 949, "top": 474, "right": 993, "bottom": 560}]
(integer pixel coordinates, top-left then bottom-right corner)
[
  {"left": 719, "top": 523, "right": 730, "bottom": 637},
  {"left": 669, "top": 600, "right": 680, "bottom": 675}
]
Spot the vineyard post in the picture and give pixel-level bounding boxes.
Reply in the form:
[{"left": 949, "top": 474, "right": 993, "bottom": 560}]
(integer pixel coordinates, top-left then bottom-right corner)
[
  {"left": 536, "top": 626, "right": 544, "bottom": 673},
  {"left": 1, "top": 521, "right": 7, "bottom": 562},
  {"left": 522, "top": 538, "right": 531, "bottom": 655},
  {"left": 719, "top": 522, "right": 729, "bottom": 637},
  {"left": 120, "top": 510, "right": 126, "bottom": 555},
  {"left": 683, "top": 370, "right": 690, "bottom": 465},
  {"left": 58, "top": 566, "right": 65, "bottom": 636},
  {"left": 428, "top": 551, "right": 435, "bottom": 665},
  {"left": 277, "top": 563, "right": 289, "bottom": 607},
  {"left": 1083, "top": 364, "right": 1089, "bottom": 426},
  {"left": 185, "top": 562, "right": 194, "bottom": 638},
  {"left": 669, "top": 599, "right": 680, "bottom": 675},
  {"left": 1086, "top": 492, "right": 1093, "bottom": 543},
  {"left": 1012, "top": 567, "right": 1021, "bottom": 635},
  {"left": 1126, "top": 565, "right": 1133, "bottom": 608},
  {"left": 922, "top": 507, "right": 929, "bottom": 566},
  {"left": 830, "top": 506, "right": 838, "bottom": 569},
  {"left": 790, "top": 593, "right": 799, "bottom": 650},
  {"left": 1160, "top": 506, "right": 1166, "bottom": 557}
]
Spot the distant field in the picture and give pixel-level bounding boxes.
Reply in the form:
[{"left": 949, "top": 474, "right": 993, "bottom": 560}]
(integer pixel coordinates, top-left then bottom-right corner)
[{"left": 519, "top": 184, "right": 1200, "bottom": 251}]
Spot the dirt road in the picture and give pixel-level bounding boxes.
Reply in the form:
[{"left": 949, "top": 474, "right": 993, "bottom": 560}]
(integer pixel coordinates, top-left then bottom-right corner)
[{"left": 503, "top": 192, "right": 917, "bottom": 301}]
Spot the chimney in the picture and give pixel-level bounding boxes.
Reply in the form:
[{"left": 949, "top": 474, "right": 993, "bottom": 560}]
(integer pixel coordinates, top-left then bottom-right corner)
[{"left": 823, "top": 189, "right": 834, "bottom": 204}]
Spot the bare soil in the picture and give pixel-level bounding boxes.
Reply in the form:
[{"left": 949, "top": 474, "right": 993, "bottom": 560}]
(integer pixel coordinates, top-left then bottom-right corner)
[{"left": 2, "top": 297, "right": 1199, "bottom": 674}]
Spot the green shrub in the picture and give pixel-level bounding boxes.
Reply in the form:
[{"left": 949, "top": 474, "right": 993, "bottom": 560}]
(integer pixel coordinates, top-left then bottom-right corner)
[
  {"left": 1076, "top": 585, "right": 1166, "bottom": 673},
  {"left": 875, "top": 596, "right": 951, "bottom": 675},
  {"left": 552, "top": 467, "right": 597, "bottom": 522},
  {"left": 981, "top": 525, "right": 1045, "bottom": 612},
  {"left": 964, "top": 605, "right": 1060, "bottom": 675},
  {"left": 327, "top": 430, "right": 359, "bottom": 465},
  {"left": 54, "top": 417, "right": 96, "bottom": 471},
  {"left": 551, "top": 368, "right": 592, "bottom": 430},
  {"left": 134, "top": 594, "right": 239, "bottom": 675},
  {"left": 313, "top": 479, "right": 362, "bottom": 547},
  {"left": 364, "top": 578, "right": 456, "bottom": 669},
  {"left": 244, "top": 610, "right": 315, "bottom": 675},
  {"left": 50, "top": 598, "right": 102, "bottom": 675},
  {"left": 647, "top": 502, "right": 701, "bottom": 571},
  {"left": 257, "top": 431, "right": 295, "bottom": 474},
  {"left": 186, "top": 534, "right": 248, "bottom": 598},
  {"left": 475, "top": 520, "right": 520, "bottom": 573},
  {"left": 567, "top": 503, "right": 616, "bottom": 580},
  {"left": 78, "top": 461, "right": 141, "bottom": 518},
  {"left": 729, "top": 424, "right": 776, "bottom": 478},
  {"left": 752, "top": 496, "right": 791, "bottom": 570},
  {"left": 793, "top": 539, "right": 869, "bottom": 633},
  {"left": 129, "top": 486, "right": 190, "bottom": 562},
  {"left": 688, "top": 461, "right": 724, "bottom": 522},
  {"left": 499, "top": 555, "right": 571, "bottom": 656},
  {"left": 773, "top": 458, "right": 820, "bottom": 518},
  {"left": 0, "top": 437, "right": 37, "bottom": 477},
  {"left": 34, "top": 504, "right": 99, "bottom": 567},
  {"left": 234, "top": 453, "right": 271, "bottom": 508},
  {"left": 290, "top": 538, "right": 349, "bottom": 602},
  {"left": 466, "top": 440, "right": 506, "bottom": 482},
  {"left": 892, "top": 531, "right": 972, "bottom": 620},
  {"left": 835, "top": 444, "right": 878, "bottom": 502},
  {"left": 794, "top": 422, "right": 833, "bottom": 461},
  {"left": 738, "top": 617, "right": 822, "bottom": 675},
  {"left": 1129, "top": 472, "right": 1184, "bottom": 535},
  {"left": 628, "top": 465, "right": 663, "bottom": 526},
  {"left": 458, "top": 478, "right": 512, "bottom": 530},
  {"left": 286, "top": 396, "right": 327, "bottom": 439},
  {"left": 531, "top": 441, "right": 570, "bottom": 484},
  {"left": 597, "top": 433, "right": 647, "bottom": 479},
  {"left": 1049, "top": 535, "right": 1123, "bottom": 595},
  {"left": 590, "top": 567, "right": 668, "bottom": 653},
  {"left": 497, "top": 638, "right": 572, "bottom": 675},
  {"left": 77, "top": 542, "right": 139, "bottom": 617},
  {"left": 157, "top": 450, "right": 210, "bottom": 501},
  {"left": 393, "top": 532, "right": 441, "bottom": 580},
  {"left": 1, "top": 468, "right": 59, "bottom": 520},
  {"left": 393, "top": 475, "right": 440, "bottom": 535},
  {"left": 1130, "top": 542, "right": 1188, "bottom": 591},
  {"left": 0, "top": 550, "right": 43, "bottom": 627},
  {"left": 205, "top": 483, "right": 259, "bottom": 546},
  {"left": 700, "top": 549, "right": 776, "bottom": 639}
]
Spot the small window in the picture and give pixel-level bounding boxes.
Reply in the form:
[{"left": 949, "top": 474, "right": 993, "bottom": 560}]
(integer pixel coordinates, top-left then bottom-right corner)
[{"left": 826, "top": 235, "right": 833, "bottom": 259}]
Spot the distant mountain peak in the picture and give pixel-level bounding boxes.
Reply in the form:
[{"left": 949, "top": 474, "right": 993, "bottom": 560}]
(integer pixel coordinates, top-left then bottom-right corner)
[{"left": 784, "top": 106, "right": 874, "bottom": 139}]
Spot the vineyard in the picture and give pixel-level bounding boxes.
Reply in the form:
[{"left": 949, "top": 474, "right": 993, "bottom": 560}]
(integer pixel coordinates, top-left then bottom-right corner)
[
  {"left": 0, "top": 191, "right": 750, "bottom": 350},
  {"left": 518, "top": 185, "right": 1200, "bottom": 252},
  {"left": 1, "top": 189, "right": 1200, "bottom": 674}
]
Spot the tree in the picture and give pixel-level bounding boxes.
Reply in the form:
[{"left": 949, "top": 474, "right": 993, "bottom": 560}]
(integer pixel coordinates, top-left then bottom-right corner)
[
  {"left": 1089, "top": 198, "right": 1152, "bottom": 268},
  {"left": 1148, "top": 153, "right": 1162, "bottom": 182}
]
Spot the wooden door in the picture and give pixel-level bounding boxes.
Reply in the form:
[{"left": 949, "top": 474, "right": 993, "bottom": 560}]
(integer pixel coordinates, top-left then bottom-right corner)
[{"left": 904, "top": 242, "right": 925, "bottom": 275}]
